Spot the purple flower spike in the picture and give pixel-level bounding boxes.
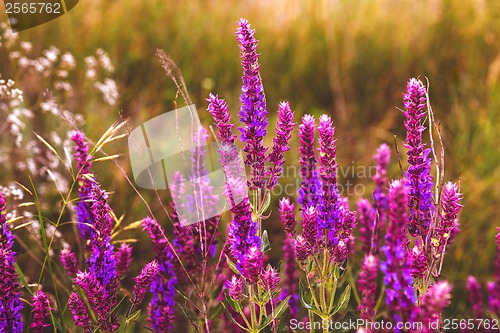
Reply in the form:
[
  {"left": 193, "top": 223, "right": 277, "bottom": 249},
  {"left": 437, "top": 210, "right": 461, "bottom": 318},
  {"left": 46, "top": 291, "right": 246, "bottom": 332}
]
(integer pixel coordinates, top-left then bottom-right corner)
[
  {"left": 412, "top": 281, "right": 452, "bottom": 332},
  {"left": 279, "top": 198, "right": 296, "bottom": 236},
  {"left": 466, "top": 276, "right": 483, "bottom": 319},
  {"left": 227, "top": 275, "right": 244, "bottom": 301},
  {"left": 207, "top": 93, "right": 236, "bottom": 143},
  {"left": 236, "top": 18, "right": 269, "bottom": 190},
  {"left": 60, "top": 245, "right": 78, "bottom": 277},
  {"left": 372, "top": 143, "right": 391, "bottom": 251},
  {"left": 260, "top": 266, "right": 280, "bottom": 291},
  {"left": 281, "top": 236, "right": 299, "bottom": 319},
  {"left": 301, "top": 206, "right": 319, "bottom": 256},
  {"left": 115, "top": 243, "right": 133, "bottom": 278},
  {"left": 293, "top": 235, "right": 309, "bottom": 263},
  {"left": 317, "top": 114, "right": 341, "bottom": 233},
  {"left": 71, "top": 130, "right": 95, "bottom": 241},
  {"left": 30, "top": 290, "right": 51, "bottom": 332},
  {"left": 381, "top": 180, "right": 415, "bottom": 327},
  {"left": 267, "top": 101, "right": 295, "bottom": 189},
  {"left": 402, "top": 78, "right": 434, "bottom": 237},
  {"left": 68, "top": 292, "right": 92, "bottom": 332},
  {"left": 357, "top": 199, "right": 374, "bottom": 255},
  {"left": 490, "top": 228, "right": 500, "bottom": 314},
  {"left": 0, "top": 192, "right": 23, "bottom": 333},
  {"left": 298, "top": 114, "right": 320, "bottom": 209},
  {"left": 133, "top": 260, "right": 159, "bottom": 305},
  {"left": 409, "top": 246, "right": 427, "bottom": 279},
  {"left": 242, "top": 245, "right": 263, "bottom": 284},
  {"left": 358, "top": 254, "right": 379, "bottom": 324},
  {"left": 433, "top": 182, "right": 462, "bottom": 253}
]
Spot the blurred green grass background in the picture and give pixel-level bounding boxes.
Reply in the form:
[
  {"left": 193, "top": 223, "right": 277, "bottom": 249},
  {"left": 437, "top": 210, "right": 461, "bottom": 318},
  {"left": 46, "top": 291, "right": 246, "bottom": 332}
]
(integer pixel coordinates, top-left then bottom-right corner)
[{"left": 2, "top": 0, "right": 500, "bottom": 315}]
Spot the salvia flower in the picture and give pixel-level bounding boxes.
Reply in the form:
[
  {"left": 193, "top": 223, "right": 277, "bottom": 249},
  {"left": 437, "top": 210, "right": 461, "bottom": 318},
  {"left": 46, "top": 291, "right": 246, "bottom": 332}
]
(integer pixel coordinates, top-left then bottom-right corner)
[
  {"left": 466, "top": 276, "right": 483, "bottom": 319},
  {"left": 68, "top": 292, "right": 92, "bottom": 332},
  {"left": 409, "top": 246, "right": 428, "bottom": 279},
  {"left": 372, "top": 143, "right": 390, "bottom": 251},
  {"left": 227, "top": 275, "right": 244, "bottom": 301},
  {"left": 242, "top": 245, "right": 263, "bottom": 284},
  {"left": 293, "top": 235, "right": 309, "bottom": 263},
  {"left": 280, "top": 236, "right": 299, "bottom": 319},
  {"left": 412, "top": 281, "right": 452, "bottom": 332},
  {"left": 432, "top": 182, "right": 462, "bottom": 254},
  {"left": 279, "top": 197, "right": 296, "bottom": 236},
  {"left": 0, "top": 191, "right": 23, "bottom": 333},
  {"left": 317, "top": 114, "right": 342, "bottom": 235},
  {"left": 298, "top": 114, "right": 320, "bottom": 208},
  {"left": 301, "top": 206, "right": 319, "bottom": 256},
  {"left": 267, "top": 101, "right": 295, "bottom": 189},
  {"left": 403, "top": 78, "right": 434, "bottom": 237},
  {"left": 132, "top": 260, "right": 159, "bottom": 305},
  {"left": 114, "top": 243, "right": 133, "bottom": 278},
  {"left": 358, "top": 254, "right": 379, "bottom": 324},
  {"left": 260, "top": 266, "right": 280, "bottom": 291},
  {"left": 71, "top": 130, "right": 95, "bottom": 240},
  {"left": 142, "top": 217, "right": 177, "bottom": 333},
  {"left": 357, "top": 198, "right": 374, "bottom": 255},
  {"left": 60, "top": 245, "right": 78, "bottom": 277},
  {"left": 207, "top": 93, "right": 236, "bottom": 143},
  {"left": 30, "top": 290, "right": 51, "bottom": 332},
  {"left": 236, "top": 18, "right": 269, "bottom": 189},
  {"left": 381, "top": 180, "right": 415, "bottom": 327}
]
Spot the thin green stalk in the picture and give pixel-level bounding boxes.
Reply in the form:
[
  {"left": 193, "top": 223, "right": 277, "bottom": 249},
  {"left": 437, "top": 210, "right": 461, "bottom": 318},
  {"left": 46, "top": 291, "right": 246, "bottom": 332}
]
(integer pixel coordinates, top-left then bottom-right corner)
[
  {"left": 308, "top": 310, "right": 315, "bottom": 333},
  {"left": 248, "top": 285, "right": 258, "bottom": 331}
]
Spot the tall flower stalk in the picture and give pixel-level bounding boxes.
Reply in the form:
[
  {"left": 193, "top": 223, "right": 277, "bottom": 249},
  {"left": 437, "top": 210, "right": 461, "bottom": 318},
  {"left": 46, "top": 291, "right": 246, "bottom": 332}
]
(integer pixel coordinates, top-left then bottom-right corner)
[{"left": 0, "top": 191, "right": 23, "bottom": 333}]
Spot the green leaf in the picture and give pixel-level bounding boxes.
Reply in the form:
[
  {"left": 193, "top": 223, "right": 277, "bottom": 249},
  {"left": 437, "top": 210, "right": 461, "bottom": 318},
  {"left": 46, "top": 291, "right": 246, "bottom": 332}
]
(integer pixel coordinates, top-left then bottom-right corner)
[
  {"left": 125, "top": 309, "right": 142, "bottom": 324},
  {"left": 220, "top": 302, "right": 249, "bottom": 331},
  {"left": 486, "top": 310, "right": 500, "bottom": 321},
  {"left": 261, "top": 230, "right": 271, "bottom": 254},
  {"left": 299, "top": 281, "right": 324, "bottom": 318},
  {"left": 14, "top": 263, "right": 32, "bottom": 295},
  {"left": 226, "top": 256, "right": 240, "bottom": 275},
  {"left": 224, "top": 291, "right": 242, "bottom": 312},
  {"left": 259, "top": 296, "right": 291, "bottom": 330},
  {"left": 332, "top": 284, "right": 351, "bottom": 315},
  {"left": 276, "top": 307, "right": 291, "bottom": 333},
  {"left": 260, "top": 191, "right": 272, "bottom": 213},
  {"left": 208, "top": 302, "right": 224, "bottom": 320}
]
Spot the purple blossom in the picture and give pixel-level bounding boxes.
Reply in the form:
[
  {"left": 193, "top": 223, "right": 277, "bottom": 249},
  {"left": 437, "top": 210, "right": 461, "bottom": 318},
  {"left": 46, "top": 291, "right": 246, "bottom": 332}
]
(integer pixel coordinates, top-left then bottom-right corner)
[
  {"left": 358, "top": 254, "right": 378, "bottom": 324},
  {"left": 71, "top": 130, "right": 95, "bottom": 240},
  {"left": 432, "top": 182, "right": 462, "bottom": 254},
  {"left": 301, "top": 206, "right": 319, "bottom": 256},
  {"left": 242, "top": 245, "right": 263, "bottom": 284},
  {"left": 30, "top": 290, "right": 51, "bottom": 332},
  {"left": 207, "top": 93, "right": 236, "bottom": 143},
  {"left": 142, "top": 217, "right": 177, "bottom": 333},
  {"left": 132, "top": 260, "right": 159, "bottom": 305},
  {"left": 114, "top": 243, "right": 133, "bottom": 278},
  {"left": 403, "top": 78, "right": 434, "bottom": 237},
  {"left": 409, "top": 246, "right": 427, "bottom": 279},
  {"left": 280, "top": 236, "right": 299, "bottom": 319},
  {"left": 0, "top": 192, "right": 23, "bottom": 333},
  {"left": 236, "top": 18, "right": 269, "bottom": 190},
  {"left": 298, "top": 114, "right": 320, "bottom": 208},
  {"left": 260, "top": 266, "right": 280, "bottom": 291},
  {"left": 372, "top": 143, "right": 390, "bottom": 251},
  {"left": 279, "top": 197, "right": 296, "bottom": 236},
  {"left": 227, "top": 275, "right": 244, "bottom": 301},
  {"left": 68, "top": 292, "right": 92, "bottom": 332},
  {"left": 489, "top": 228, "right": 500, "bottom": 314},
  {"left": 381, "top": 180, "right": 415, "bottom": 327},
  {"left": 411, "top": 281, "right": 452, "bottom": 333},
  {"left": 293, "top": 235, "right": 309, "bottom": 263},
  {"left": 317, "top": 114, "right": 342, "bottom": 236},
  {"left": 267, "top": 101, "right": 295, "bottom": 189},
  {"left": 60, "top": 245, "right": 78, "bottom": 277},
  {"left": 357, "top": 198, "right": 374, "bottom": 255},
  {"left": 467, "top": 276, "right": 483, "bottom": 319}
]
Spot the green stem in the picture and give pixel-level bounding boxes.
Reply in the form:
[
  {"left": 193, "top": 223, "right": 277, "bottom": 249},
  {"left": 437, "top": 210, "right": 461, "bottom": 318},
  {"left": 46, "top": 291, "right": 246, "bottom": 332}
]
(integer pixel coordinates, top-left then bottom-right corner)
[
  {"left": 248, "top": 285, "right": 258, "bottom": 331},
  {"left": 308, "top": 310, "right": 315, "bottom": 333},
  {"left": 347, "top": 268, "right": 361, "bottom": 305}
]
